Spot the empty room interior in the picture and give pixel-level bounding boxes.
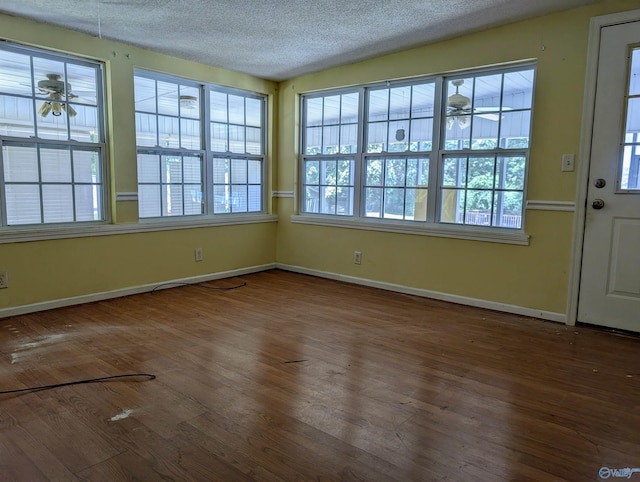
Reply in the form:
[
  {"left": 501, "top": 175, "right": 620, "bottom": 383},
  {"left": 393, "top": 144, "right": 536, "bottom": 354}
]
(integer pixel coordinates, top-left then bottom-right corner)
[{"left": 1, "top": 0, "right": 640, "bottom": 480}]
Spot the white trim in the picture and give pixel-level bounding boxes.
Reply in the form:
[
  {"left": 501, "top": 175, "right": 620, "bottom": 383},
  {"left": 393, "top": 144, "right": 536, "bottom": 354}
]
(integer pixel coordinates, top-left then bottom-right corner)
[
  {"left": 0, "top": 214, "right": 278, "bottom": 244},
  {"left": 0, "top": 263, "right": 277, "bottom": 319},
  {"left": 568, "top": 8, "right": 640, "bottom": 326},
  {"left": 116, "top": 192, "right": 138, "bottom": 201},
  {"left": 272, "top": 191, "right": 294, "bottom": 198},
  {"left": 277, "top": 263, "right": 565, "bottom": 323},
  {"left": 291, "top": 214, "right": 530, "bottom": 245},
  {"left": 526, "top": 200, "right": 575, "bottom": 212}
]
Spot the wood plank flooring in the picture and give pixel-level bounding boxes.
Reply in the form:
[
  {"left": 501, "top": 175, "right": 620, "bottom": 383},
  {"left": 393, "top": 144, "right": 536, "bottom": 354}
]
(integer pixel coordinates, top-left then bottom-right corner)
[{"left": 1, "top": 269, "right": 639, "bottom": 481}]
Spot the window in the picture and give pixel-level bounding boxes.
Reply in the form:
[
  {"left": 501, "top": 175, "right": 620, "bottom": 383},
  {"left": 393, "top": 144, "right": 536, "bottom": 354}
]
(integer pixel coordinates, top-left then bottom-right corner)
[
  {"left": 621, "top": 47, "right": 640, "bottom": 190},
  {"left": 0, "top": 43, "right": 105, "bottom": 227},
  {"left": 135, "top": 71, "right": 266, "bottom": 219},
  {"left": 300, "top": 64, "right": 535, "bottom": 231}
]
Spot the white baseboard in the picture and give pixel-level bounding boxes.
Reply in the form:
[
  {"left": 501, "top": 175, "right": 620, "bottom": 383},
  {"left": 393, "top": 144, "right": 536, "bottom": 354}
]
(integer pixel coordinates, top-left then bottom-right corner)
[
  {"left": 276, "top": 263, "right": 566, "bottom": 323},
  {"left": 0, "top": 263, "right": 277, "bottom": 319}
]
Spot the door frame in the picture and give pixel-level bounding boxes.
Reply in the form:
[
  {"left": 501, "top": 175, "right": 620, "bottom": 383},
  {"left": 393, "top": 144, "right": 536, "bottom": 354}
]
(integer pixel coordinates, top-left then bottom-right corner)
[{"left": 567, "top": 8, "right": 640, "bottom": 325}]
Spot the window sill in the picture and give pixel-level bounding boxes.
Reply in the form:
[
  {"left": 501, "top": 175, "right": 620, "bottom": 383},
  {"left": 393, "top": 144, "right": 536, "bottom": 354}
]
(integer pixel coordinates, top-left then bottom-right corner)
[
  {"left": 290, "top": 214, "right": 530, "bottom": 245},
  {"left": 0, "top": 214, "right": 278, "bottom": 244}
]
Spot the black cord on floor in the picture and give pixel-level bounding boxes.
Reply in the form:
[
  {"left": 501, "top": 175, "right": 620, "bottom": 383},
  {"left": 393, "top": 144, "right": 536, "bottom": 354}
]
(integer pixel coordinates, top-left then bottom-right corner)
[
  {"left": 0, "top": 373, "right": 156, "bottom": 395},
  {"left": 151, "top": 280, "right": 247, "bottom": 292}
]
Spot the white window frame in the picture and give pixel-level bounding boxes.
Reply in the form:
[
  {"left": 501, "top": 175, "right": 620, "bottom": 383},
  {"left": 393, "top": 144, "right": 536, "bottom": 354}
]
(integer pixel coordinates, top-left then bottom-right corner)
[
  {"left": 134, "top": 69, "right": 268, "bottom": 221},
  {"left": 0, "top": 42, "right": 107, "bottom": 230},
  {"left": 296, "top": 63, "right": 535, "bottom": 245}
]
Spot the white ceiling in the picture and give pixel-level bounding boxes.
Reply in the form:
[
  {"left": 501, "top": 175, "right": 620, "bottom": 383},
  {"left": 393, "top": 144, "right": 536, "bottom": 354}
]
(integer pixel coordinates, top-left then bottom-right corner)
[{"left": 0, "top": 0, "right": 600, "bottom": 81}]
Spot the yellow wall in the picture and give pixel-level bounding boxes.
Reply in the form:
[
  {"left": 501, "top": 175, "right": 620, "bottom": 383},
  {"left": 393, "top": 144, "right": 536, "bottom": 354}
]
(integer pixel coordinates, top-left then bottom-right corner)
[
  {"left": 0, "top": 14, "right": 278, "bottom": 310},
  {"left": 1, "top": 1, "right": 639, "bottom": 316},
  {"left": 275, "top": 0, "right": 640, "bottom": 315}
]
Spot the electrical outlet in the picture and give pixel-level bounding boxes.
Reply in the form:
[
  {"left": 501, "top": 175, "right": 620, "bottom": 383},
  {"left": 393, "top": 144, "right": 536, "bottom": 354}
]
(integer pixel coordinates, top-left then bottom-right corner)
[
  {"left": 0, "top": 271, "right": 8, "bottom": 289},
  {"left": 354, "top": 251, "right": 362, "bottom": 265},
  {"left": 195, "top": 248, "right": 203, "bottom": 262},
  {"left": 561, "top": 153, "right": 575, "bottom": 172}
]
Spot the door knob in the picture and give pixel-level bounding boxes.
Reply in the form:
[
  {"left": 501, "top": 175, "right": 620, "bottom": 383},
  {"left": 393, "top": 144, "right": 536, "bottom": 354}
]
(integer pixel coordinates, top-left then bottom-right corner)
[{"left": 592, "top": 199, "right": 605, "bottom": 210}]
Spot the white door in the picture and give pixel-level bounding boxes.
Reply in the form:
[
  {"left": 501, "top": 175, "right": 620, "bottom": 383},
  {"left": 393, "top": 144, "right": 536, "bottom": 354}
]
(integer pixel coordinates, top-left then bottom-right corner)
[{"left": 578, "top": 20, "right": 640, "bottom": 331}]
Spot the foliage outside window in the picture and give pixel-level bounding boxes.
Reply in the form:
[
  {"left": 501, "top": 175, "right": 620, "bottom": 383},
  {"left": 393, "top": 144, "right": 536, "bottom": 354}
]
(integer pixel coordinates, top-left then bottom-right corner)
[
  {"left": 300, "top": 64, "right": 535, "bottom": 230},
  {"left": 0, "top": 43, "right": 105, "bottom": 227},
  {"left": 135, "top": 71, "right": 266, "bottom": 218}
]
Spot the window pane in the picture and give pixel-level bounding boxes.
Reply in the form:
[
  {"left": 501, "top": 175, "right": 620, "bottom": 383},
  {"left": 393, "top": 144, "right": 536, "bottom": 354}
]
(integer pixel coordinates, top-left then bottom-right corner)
[
  {"left": 322, "top": 125, "right": 339, "bottom": 154},
  {"left": 389, "top": 86, "right": 411, "bottom": 120},
  {"left": 184, "top": 185, "right": 203, "bottom": 215},
  {"left": 32, "top": 58, "right": 65, "bottom": 100},
  {"left": 336, "top": 187, "right": 353, "bottom": 215},
  {"left": 74, "top": 150, "right": 100, "bottom": 183},
  {"left": 364, "top": 187, "right": 382, "bottom": 217},
  {"left": 411, "top": 83, "right": 435, "bottom": 118},
  {"left": 213, "top": 184, "right": 228, "bottom": 213},
  {"left": 248, "top": 185, "right": 261, "bottom": 211},
  {"left": 210, "top": 91, "right": 228, "bottom": 122},
  {"left": 41, "top": 148, "right": 72, "bottom": 182},
  {"left": 500, "top": 111, "right": 531, "bottom": 148},
  {"left": 305, "top": 186, "right": 319, "bottom": 213},
  {"left": 213, "top": 158, "right": 229, "bottom": 183},
  {"left": 0, "top": 95, "right": 35, "bottom": 137},
  {"left": 231, "top": 159, "right": 247, "bottom": 184},
  {"left": 245, "top": 97, "right": 262, "bottom": 127},
  {"left": 384, "top": 188, "right": 404, "bottom": 218},
  {"left": 180, "top": 118, "right": 200, "bottom": 150},
  {"left": 69, "top": 105, "right": 99, "bottom": 143},
  {"left": 368, "top": 89, "right": 389, "bottom": 122},
  {"left": 494, "top": 191, "right": 523, "bottom": 228},
  {"left": 341, "top": 93, "right": 359, "bottom": 123},
  {"left": 157, "top": 81, "right": 178, "bottom": 116},
  {"left": 471, "top": 116, "right": 498, "bottom": 150},
  {"left": 366, "top": 159, "right": 383, "bottom": 186},
  {"left": 138, "top": 154, "right": 160, "bottom": 182},
  {"left": 409, "top": 118, "right": 433, "bottom": 152},
  {"left": 367, "top": 122, "right": 387, "bottom": 152},
  {"left": 134, "top": 76, "right": 156, "bottom": 112},
  {"left": 6, "top": 184, "right": 41, "bottom": 225},
  {"left": 305, "top": 160, "right": 319, "bottom": 184},
  {"left": 66, "top": 64, "right": 98, "bottom": 106},
  {"left": 229, "top": 125, "right": 245, "bottom": 153},
  {"left": 248, "top": 160, "right": 261, "bottom": 184},
  {"left": 496, "top": 156, "right": 526, "bottom": 190},
  {"left": 440, "top": 189, "right": 465, "bottom": 224},
  {"left": 467, "top": 157, "right": 495, "bottom": 189},
  {"left": 136, "top": 112, "right": 158, "bottom": 147},
  {"left": 42, "top": 184, "right": 73, "bottom": 223},
  {"left": 306, "top": 97, "right": 323, "bottom": 127},
  {"left": 37, "top": 113, "right": 69, "bottom": 141},
  {"left": 211, "top": 122, "right": 228, "bottom": 152},
  {"left": 412, "top": 188, "right": 428, "bottom": 221},
  {"left": 179, "top": 86, "right": 200, "bottom": 119},
  {"left": 75, "top": 184, "right": 100, "bottom": 221},
  {"left": 340, "top": 124, "right": 357, "bottom": 153},
  {"left": 246, "top": 126, "right": 262, "bottom": 154},
  {"left": 158, "top": 116, "right": 179, "bottom": 148},
  {"left": 3, "top": 145, "right": 38, "bottom": 182},
  {"left": 164, "top": 184, "right": 183, "bottom": 216},
  {"left": 322, "top": 159, "right": 336, "bottom": 185},
  {"left": 388, "top": 121, "right": 409, "bottom": 152},
  {"left": 503, "top": 70, "right": 534, "bottom": 109},
  {"left": 0, "top": 50, "right": 32, "bottom": 96},
  {"left": 163, "top": 156, "right": 182, "bottom": 183},
  {"left": 228, "top": 95, "right": 245, "bottom": 125},
  {"left": 320, "top": 186, "right": 336, "bottom": 214},
  {"left": 305, "top": 126, "right": 322, "bottom": 155},
  {"left": 386, "top": 158, "right": 406, "bottom": 187},
  {"left": 183, "top": 156, "right": 202, "bottom": 183},
  {"left": 323, "top": 95, "right": 340, "bottom": 125},
  {"left": 442, "top": 157, "right": 467, "bottom": 187},
  {"left": 231, "top": 185, "right": 248, "bottom": 212}
]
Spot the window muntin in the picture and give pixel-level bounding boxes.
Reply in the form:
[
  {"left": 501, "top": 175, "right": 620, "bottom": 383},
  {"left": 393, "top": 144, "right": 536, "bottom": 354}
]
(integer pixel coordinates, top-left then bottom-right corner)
[
  {"left": 621, "top": 46, "right": 640, "bottom": 190},
  {"left": 0, "top": 44, "right": 105, "bottom": 227},
  {"left": 135, "top": 71, "right": 266, "bottom": 219},
  {"left": 300, "top": 64, "right": 534, "bottom": 231}
]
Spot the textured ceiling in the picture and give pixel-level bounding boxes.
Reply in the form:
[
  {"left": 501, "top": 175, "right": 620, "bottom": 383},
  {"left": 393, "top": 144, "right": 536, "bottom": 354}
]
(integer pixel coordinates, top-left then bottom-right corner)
[{"left": 0, "top": 0, "right": 599, "bottom": 81}]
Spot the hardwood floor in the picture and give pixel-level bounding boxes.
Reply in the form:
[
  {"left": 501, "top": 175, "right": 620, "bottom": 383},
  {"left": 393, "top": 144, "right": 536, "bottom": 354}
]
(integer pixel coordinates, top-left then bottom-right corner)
[{"left": 1, "top": 269, "right": 639, "bottom": 481}]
